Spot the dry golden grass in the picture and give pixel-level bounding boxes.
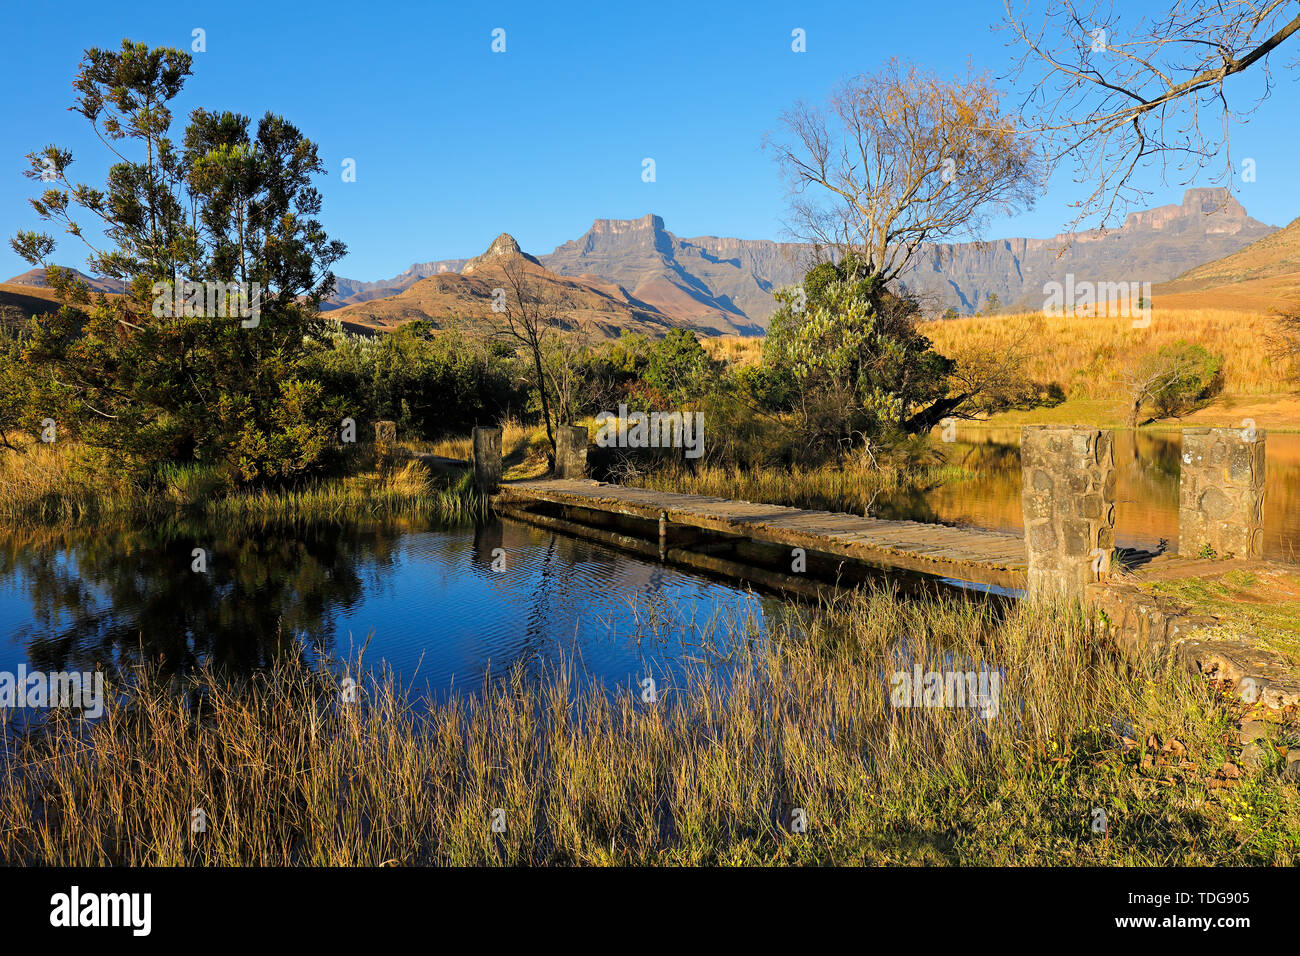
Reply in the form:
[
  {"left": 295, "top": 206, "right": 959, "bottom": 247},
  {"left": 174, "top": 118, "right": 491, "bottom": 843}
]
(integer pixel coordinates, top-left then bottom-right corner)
[
  {"left": 709, "top": 308, "right": 1295, "bottom": 402},
  {"left": 427, "top": 418, "right": 550, "bottom": 479},
  {"left": 922, "top": 308, "right": 1293, "bottom": 399},
  {"left": 630, "top": 460, "right": 968, "bottom": 516},
  {"left": 0, "top": 438, "right": 484, "bottom": 524},
  {"left": 703, "top": 335, "right": 764, "bottom": 368},
  {"left": 2, "top": 587, "right": 1293, "bottom": 865}
]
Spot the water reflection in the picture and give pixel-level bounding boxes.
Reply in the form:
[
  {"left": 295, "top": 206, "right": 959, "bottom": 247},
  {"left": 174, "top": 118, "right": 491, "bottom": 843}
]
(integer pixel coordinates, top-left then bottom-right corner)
[
  {"left": 875, "top": 428, "right": 1300, "bottom": 561},
  {"left": 0, "top": 518, "right": 779, "bottom": 701}
]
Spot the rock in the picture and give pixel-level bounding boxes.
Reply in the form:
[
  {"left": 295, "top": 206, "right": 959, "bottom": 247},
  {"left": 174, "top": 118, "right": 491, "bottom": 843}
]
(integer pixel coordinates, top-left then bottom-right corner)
[
  {"left": 1239, "top": 741, "right": 1267, "bottom": 771},
  {"left": 1238, "top": 720, "right": 1272, "bottom": 744},
  {"left": 1285, "top": 751, "right": 1300, "bottom": 784}
]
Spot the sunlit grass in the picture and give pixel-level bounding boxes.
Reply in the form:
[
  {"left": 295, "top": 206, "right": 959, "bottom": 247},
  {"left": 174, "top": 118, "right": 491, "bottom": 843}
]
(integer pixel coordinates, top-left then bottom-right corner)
[
  {"left": 0, "top": 438, "right": 484, "bottom": 525},
  {"left": 921, "top": 307, "right": 1293, "bottom": 399},
  {"left": 1143, "top": 569, "right": 1300, "bottom": 667},
  {"left": 1, "top": 585, "right": 1293, "bottom": 865},
  {"left": 627, "top": 460, "right": 971, "bottom": 516}
]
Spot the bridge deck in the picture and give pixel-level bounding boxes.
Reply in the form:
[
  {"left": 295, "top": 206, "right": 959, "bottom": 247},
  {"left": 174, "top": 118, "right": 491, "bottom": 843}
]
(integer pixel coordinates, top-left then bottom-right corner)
[{"left": 493, "top": 478, "right": 1032, "bottom": 589}]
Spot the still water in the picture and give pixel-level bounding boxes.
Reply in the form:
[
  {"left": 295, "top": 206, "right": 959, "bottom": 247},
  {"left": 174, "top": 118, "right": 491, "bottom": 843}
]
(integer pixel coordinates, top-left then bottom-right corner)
[
  {"left": 2, "top": 429, "right": 1296, "bottom": 702},
  {"left": 878, "top": 428, "right": 1300, "bottom": 562},
  {"left": 0, "top": 518, "right": 782, "bottom": 701}
]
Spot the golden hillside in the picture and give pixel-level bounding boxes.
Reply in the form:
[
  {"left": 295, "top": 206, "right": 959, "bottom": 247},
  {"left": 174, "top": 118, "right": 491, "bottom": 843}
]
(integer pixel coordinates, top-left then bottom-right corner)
[
  {"left": 329, "top": 235, "right": 701, "bottom": 340},
  {"left": 1154, "top": 215, "right": 1300, "bottom": 312}
]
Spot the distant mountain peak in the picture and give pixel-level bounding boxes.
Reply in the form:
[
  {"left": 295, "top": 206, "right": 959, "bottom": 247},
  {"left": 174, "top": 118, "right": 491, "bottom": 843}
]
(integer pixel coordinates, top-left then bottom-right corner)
[
  {"left": 325, "top": 189, "right": 1277, "bottom": 327},
  {"left": 588, "top": 214, "right": 666, "bottom": 235},
  {"left": 461, "top": 233, "right": 540, "bottom": 274},
  {"left": 1120, "top": 187, "right": 1259, "bottom": 233}
]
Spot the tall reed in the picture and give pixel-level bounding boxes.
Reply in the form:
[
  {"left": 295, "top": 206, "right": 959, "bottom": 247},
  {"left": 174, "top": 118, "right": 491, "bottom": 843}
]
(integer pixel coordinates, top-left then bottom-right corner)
[{"left": 1, "top": 586, "right": 1290, "bottom": 866}]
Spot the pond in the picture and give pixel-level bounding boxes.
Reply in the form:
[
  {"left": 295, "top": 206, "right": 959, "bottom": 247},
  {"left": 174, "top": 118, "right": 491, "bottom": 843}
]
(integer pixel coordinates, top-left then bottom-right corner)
[
  {"left": 2, "top": 428, "right": 1295, "bottom": 712},
  {"left": 0, "top": 518, "right": 785, "bottom": 706},
  {"left": 876, "top": 428, "right": 1300, "bottom": 562}
]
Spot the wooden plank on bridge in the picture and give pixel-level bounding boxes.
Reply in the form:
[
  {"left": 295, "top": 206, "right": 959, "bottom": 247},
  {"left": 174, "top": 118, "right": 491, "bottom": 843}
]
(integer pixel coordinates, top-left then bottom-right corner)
[{"left": 493, "top": 478, "right": 1030, "bottom": 589}]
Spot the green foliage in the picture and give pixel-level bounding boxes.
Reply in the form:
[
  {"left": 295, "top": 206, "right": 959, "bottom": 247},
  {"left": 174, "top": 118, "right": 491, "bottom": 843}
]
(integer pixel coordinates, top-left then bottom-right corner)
[
  {"left": 1148, "top": 341, "right": 1224, "bottom": 420},
  {"left": 307, "top": 325, "right": 522, "bottom": 441},
  {"left": 10, "top": 39, "right": 346, "bottom": 484},
  {"left": 642, "top": 328, "right": 720, "bottom": 404},
  {"left": 763, "top": 256, "right": 953, "bottom": 457}
]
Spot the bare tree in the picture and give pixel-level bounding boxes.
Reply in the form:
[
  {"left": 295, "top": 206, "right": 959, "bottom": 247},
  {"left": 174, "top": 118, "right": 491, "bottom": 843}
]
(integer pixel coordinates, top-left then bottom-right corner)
[
  {"left": 1269, "top": 309, "right": 1300, "bottom": 379},
  {"left": 496, "top": 255, "right": 564, "bottom": 463},
  {"left": 905, "top": 317, "right": 1047, "bottom": 431},
  {"left": 1003, "top": 0, "right": 1300, "bottom": 229},
  {"left": 542, "top": 329, "right": 590, "bottom": 429},
  {"left": 766, "top": 58, "right": 1043, "bottom": 285}
]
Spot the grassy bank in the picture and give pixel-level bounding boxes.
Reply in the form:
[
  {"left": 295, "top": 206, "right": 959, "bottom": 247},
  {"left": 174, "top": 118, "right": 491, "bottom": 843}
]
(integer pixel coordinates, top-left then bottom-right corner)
[
  {"left": 1143, "top": 568, "right": 1300, "bottom": 667},
  {"left": 705, "top": 308, "right": 1300, "bottom": 430},
  {"left": 627, "top": 460, "right": 971, "bottom": 516},
  {"left": 2, "top": 586, "right": 1295, "bottom": 865},
  {"left": 0, "top": 439, "right": 487, "bottom": 525}
]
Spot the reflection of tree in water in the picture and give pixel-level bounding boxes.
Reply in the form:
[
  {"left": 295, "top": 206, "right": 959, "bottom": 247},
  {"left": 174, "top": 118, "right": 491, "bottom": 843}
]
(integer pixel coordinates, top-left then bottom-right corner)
[
  {"left": 1118, "top": 433, "right": 1181, "bottom": 520},
  {"left": 874, "top": 440, "right": 1023, "bottom": 524},
  {"left": 0, "top": 521, "right": 405, "bottom": 678}
]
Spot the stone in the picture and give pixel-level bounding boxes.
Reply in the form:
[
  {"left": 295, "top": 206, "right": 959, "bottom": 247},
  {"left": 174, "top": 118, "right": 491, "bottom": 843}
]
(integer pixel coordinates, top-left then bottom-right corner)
[
  {"left": 1021, "top": 426, "right": 1116, "bottom": 601},
  {"left": 1179, "top": 427, "right": 1265, "bottom": 558},
  {"left": 554, "top": 424, "right": 588, "bottom": 478},
  {"left": 1239, "top": 741, "right": 1268, "bottom": 771},
  {"left": 1284, "top": 750, "right": 1300, "bottom": 784},
  {"left": 1238, "top": 720, "right": 1272, "bottom": 744},
  {"left": 472, "top": 426, "right": 503, "bottom": 492}
]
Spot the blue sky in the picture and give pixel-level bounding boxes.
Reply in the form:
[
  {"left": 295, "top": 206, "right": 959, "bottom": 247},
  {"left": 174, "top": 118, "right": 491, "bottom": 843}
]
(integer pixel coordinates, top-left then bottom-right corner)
[{"left": 3, "top": 0, "right": 1297, "bottom": 282}]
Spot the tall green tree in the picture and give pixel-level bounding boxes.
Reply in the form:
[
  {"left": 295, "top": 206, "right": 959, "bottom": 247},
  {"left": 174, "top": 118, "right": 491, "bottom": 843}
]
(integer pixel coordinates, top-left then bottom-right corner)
[
  {"left": 764, "top": 257, "right": 953, "bottom": 456},
  {"left": 10, "top": 39, "right": 346, "bottom": 482}
]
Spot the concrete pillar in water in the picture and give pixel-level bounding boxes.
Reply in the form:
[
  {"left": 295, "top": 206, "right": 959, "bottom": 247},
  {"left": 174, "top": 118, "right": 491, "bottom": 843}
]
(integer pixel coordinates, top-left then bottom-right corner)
[
  {"left": 1178, "top": 426, "right": 1266, "bottom": 558},
  {"left": 554, "top": 424, "right": 589, "bottom": 479},
  {"left": 1020, "top": 425, "right": 1117, "bottom": 601},
  {"left": 472, "top": 426, "right": 502, "bottom": 493}
]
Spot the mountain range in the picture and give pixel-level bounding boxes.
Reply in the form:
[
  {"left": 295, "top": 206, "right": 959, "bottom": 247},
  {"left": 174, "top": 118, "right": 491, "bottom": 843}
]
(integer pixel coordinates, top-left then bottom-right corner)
[
  {"left": 325, "top": 234, "right": 690, "bottom": 338},
  {"left": 320, "top": 187, "right": 1276, "bottom": 332},
  {"left": 5, "top": 187, "right": 1281, "bottom": 336}
]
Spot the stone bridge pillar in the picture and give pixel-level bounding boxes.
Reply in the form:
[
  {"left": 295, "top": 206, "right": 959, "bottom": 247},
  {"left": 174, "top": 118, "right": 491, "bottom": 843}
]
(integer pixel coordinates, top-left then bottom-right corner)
[
  {"left": 554, "top": 424, "right": 588, "bottom": 479},
  {"left": 1021, "top": 425, "right": 1117, "bottom": 601},
  {"left": 472, "top": 426, "right": 502, "bottom": 492},
  {"left": 1178, "top": 426, "right": 1266, "bottom": 558}
]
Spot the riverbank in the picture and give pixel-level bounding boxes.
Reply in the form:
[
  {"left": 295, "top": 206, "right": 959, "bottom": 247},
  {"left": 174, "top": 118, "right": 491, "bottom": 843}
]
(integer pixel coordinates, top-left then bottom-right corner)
[
  {"left": 0, "top": 439, "right": 486, "bottom": 525},
  {"left": 3, "top": 585, "right": 1296, "bottom": 865},
  {"left": 967, "top": 394, "right": 1300, "bottom": 432}
]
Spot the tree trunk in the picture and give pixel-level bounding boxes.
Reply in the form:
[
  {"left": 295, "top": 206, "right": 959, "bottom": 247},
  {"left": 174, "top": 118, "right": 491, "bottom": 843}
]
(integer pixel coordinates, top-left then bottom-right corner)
[{"left": 903, "top": 393, "right": 970, "bottom": 435}]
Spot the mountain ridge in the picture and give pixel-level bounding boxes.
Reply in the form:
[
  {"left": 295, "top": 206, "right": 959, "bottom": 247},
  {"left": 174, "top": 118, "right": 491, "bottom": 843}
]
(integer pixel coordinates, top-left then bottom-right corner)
[
  {"left": 7, "top": 188, "right": 1278, "bottom": 332},
  {"left": 321, "top": 187, "right": 1275, "bottom": 329}
]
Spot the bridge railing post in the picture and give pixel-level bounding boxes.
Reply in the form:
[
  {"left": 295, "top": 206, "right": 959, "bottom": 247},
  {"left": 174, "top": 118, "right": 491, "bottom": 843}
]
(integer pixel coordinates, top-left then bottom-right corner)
[
  {"left": 554, "top": 424, "right": 589, "bottom": 479},
  {"left": 1178, "top": 426, "right": 1266, "bottom": 559},
  {"left": 472, "top": 426, "right": 502, "bottom": 493},
  {"left": 1021, "top": 425, "right": 1116, "bottom": 601}
]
